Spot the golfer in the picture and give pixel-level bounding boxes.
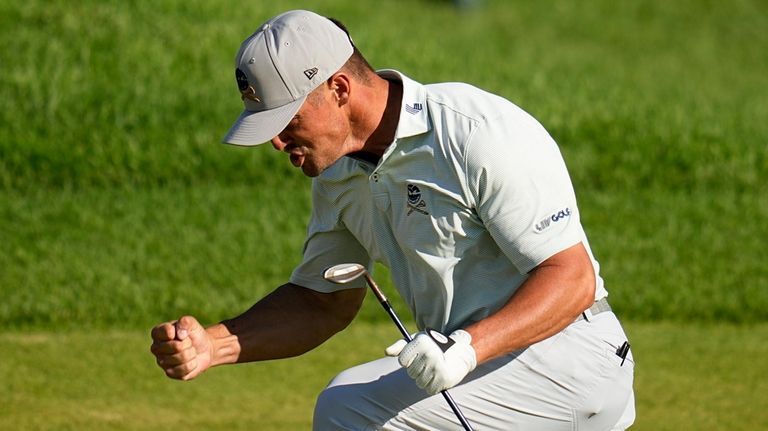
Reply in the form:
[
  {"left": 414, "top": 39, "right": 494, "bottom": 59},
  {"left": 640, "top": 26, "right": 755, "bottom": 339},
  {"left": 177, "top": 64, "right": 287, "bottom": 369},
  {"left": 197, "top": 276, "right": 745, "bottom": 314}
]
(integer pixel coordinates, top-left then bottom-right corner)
[{"left": 150, "top": 9, "right": 635, "bottom": 430}]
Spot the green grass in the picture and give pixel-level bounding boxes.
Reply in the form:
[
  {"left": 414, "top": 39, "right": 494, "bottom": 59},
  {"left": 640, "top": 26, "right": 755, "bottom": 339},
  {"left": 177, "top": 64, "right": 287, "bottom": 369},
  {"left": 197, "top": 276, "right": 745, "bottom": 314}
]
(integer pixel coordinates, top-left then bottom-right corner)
[
  {"left": 2, "top": 0, "right": 766, "bottom": 192},
  {"left": 1, "top": 322, "right": 766, "bottom": 431},
  {"left": 0, "top": 183, "right": 422, "bottom": 328},
  {"left": 0, "top": 183, "right": 310, "bottom": 328},
  {"left": 2, "top": 0, "right": 767, "bottom": 325},
  {"left": 2, "top": 185, "right": 765, "bottom": 328},
  {"left": 1, "top": 0, "right": 767, "bottom": 428}
]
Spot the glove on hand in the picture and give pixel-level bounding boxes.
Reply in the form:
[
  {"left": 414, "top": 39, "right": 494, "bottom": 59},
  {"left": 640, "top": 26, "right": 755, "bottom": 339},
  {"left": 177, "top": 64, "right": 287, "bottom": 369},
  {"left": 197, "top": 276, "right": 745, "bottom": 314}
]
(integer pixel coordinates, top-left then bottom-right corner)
[{"left": 385, "top": 329, "right": 476, "bottom": 395}]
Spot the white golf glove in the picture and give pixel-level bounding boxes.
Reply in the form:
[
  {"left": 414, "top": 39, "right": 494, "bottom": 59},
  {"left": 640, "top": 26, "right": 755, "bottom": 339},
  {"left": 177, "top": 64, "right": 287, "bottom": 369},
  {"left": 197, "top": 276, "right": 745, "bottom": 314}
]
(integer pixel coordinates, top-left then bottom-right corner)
[{"left": 385, "top": 328, "right": 477, "bottom": 395}]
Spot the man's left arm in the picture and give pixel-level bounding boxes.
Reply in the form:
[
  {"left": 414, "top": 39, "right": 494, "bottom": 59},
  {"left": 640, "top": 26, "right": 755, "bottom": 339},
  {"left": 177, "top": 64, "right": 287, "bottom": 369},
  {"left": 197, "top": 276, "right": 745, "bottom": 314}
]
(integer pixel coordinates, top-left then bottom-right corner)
[
  {"left": 466, "top": 241, "right": 595, "bottom": 364},
  {"left": 460, "top": 110, "right": 598, "bottom": 363},
  {"left": 385, "top": 242, "right": 596, "bottom": 395}
]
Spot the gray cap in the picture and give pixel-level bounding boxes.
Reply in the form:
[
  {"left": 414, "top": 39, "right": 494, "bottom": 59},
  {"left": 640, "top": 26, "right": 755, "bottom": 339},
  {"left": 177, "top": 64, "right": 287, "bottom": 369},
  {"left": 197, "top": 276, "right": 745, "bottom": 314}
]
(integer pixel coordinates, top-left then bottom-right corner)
[{"left": 222, "top": 10, "right": 354, "bottom": 146}]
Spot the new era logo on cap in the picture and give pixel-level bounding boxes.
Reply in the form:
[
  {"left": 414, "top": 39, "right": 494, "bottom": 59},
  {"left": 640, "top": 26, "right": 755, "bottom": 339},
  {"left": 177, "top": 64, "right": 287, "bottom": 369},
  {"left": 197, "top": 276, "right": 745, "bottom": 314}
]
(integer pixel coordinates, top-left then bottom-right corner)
[{"left": 304, "top": 67, "right": 319, "bottom": 79}]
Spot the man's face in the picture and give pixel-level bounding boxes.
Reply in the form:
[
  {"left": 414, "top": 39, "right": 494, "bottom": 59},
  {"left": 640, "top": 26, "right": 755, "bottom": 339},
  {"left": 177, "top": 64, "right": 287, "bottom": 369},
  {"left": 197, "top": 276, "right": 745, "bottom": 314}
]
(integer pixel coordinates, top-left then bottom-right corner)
[{"left": 270, "top": 84, "right": 351, "bottom": 177}]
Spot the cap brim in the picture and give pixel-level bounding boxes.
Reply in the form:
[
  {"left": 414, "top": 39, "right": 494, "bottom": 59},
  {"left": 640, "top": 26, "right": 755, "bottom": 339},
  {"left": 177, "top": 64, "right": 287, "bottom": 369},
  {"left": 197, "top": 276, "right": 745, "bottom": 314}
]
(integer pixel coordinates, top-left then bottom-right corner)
[{"left": 221, "top": 95, "right": 307, "bottom": 146}]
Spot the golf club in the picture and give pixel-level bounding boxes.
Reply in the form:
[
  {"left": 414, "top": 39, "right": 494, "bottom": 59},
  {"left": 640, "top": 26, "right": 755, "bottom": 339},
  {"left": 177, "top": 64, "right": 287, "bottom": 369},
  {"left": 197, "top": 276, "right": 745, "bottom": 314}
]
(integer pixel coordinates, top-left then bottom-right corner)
[{"left": 323, "top": 263, "right": 475, "bottom": 431}]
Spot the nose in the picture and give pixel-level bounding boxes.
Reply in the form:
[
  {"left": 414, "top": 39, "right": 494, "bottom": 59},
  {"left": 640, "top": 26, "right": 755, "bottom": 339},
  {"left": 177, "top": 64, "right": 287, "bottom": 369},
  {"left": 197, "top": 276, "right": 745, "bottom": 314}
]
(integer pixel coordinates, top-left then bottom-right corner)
[
  {"left": 271, "top": 135, "right": 286, "bottom": 151},
  {"left": 271, "top": 133, "right": 291, "bottom": 151}
]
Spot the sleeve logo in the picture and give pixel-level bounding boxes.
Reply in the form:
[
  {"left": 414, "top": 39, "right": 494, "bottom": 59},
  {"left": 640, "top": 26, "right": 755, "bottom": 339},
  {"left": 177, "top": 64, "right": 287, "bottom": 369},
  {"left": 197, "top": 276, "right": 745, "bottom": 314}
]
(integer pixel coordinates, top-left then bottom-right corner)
[{"left": 534, "top": 207, "right": 572, "bottom": 233}]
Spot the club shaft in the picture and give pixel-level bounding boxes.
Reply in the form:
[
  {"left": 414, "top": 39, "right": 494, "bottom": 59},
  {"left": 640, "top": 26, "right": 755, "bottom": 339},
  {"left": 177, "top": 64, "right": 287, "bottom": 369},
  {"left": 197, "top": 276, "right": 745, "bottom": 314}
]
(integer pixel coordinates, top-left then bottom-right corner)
[
  {"left": 440, "top": 391, "right": 474, "bottom": 430},
  {"left": 380, "top": 301, "right": 413, "bottom": 342},
  {"left": 364, "top": 275, "right": 474, "bottom": 431}
]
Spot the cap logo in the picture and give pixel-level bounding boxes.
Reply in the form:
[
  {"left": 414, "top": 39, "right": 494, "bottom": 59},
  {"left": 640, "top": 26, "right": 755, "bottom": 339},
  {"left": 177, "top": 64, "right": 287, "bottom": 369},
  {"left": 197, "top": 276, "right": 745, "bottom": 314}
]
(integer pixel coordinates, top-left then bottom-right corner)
[
  {"left": 303, "top": 67, "right": 318, "bottom": 80},
  {"left": 235, "top": 68, "right": 261, "bottom": 102}
]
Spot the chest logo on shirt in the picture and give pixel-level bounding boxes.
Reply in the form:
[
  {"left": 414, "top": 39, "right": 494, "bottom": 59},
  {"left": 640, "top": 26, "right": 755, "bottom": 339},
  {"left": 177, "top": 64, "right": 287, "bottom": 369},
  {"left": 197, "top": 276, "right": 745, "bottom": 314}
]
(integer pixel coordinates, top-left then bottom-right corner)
[{"left": 407, "top": 184, "right": 429, "bottom": 216}]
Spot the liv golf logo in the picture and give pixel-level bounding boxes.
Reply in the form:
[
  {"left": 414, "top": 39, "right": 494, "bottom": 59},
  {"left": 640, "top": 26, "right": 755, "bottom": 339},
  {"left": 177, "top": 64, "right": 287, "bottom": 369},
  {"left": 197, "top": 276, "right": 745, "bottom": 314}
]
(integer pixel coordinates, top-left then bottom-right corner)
[{"left": 535, "top": 207, "right": 571, "bottom": 233}]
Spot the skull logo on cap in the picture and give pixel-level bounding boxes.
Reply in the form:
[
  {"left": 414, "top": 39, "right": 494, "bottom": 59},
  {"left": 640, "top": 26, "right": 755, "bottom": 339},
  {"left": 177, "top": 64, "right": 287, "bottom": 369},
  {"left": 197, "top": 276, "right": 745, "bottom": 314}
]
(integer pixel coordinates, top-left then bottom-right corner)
[{"left": 235, "top": 68, "right": 261, "bottom": 103}]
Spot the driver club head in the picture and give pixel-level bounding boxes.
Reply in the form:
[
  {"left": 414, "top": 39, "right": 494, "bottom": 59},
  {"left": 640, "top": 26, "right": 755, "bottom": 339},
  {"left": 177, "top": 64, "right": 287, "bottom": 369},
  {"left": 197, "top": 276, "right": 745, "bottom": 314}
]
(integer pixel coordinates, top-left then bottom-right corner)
[{"left": 323, "top": 263, "right": 367, "bottom": 284}]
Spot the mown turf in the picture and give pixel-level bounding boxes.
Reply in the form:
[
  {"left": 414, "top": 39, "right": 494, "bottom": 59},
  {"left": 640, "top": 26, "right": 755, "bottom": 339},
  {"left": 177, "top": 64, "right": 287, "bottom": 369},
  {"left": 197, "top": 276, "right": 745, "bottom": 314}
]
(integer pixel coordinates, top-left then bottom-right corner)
[{"left": 1, "top": 322, "right": 766, "bottom": 431}]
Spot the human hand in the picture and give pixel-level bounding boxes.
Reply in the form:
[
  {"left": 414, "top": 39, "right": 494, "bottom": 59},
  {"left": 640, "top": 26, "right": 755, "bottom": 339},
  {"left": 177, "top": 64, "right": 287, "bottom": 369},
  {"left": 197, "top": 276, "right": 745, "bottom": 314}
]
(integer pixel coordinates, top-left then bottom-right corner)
[
  {"left": 385, "top": 329, "right": 476, "bottom": 395},
  {"left": 150, "top": 316, "right": 213, "bottom": 381}
]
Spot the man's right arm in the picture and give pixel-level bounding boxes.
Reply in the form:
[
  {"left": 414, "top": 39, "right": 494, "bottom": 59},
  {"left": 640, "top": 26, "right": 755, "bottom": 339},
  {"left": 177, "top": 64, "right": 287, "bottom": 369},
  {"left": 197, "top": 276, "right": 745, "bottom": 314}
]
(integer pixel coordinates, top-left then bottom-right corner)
[{"left": 150, "top": 282, "right": 366, "bottom": 380}]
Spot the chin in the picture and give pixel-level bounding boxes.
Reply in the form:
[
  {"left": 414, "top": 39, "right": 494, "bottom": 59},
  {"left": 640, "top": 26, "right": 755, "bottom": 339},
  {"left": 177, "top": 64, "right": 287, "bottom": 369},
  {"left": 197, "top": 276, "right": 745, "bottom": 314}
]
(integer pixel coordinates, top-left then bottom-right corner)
[{"left": 302, "top": 166, "right": 322, "bottom": 178}]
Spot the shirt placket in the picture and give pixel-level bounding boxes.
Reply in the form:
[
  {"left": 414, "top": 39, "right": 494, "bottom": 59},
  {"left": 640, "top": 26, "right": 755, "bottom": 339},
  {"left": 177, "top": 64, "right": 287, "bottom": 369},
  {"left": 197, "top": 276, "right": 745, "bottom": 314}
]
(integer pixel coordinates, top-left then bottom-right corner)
[{"left": 370, "top": 168, "right": 390, "bottom": 213}]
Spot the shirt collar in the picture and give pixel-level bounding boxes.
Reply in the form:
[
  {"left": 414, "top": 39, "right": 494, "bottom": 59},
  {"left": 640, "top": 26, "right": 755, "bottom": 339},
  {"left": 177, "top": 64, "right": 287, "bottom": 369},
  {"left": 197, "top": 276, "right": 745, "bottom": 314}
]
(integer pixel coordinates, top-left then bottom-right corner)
[{"left": 377, "top": 69, "right": 431, "bottom": 139}]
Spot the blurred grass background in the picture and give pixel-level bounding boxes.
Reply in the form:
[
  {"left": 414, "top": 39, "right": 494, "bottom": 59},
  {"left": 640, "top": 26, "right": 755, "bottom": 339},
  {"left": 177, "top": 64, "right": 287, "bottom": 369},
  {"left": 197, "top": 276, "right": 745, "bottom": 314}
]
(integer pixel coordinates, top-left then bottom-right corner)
[
  {"left": 1, "top": 0, "right": 767, "bottom": 327},
  {"left": 1, "top": 0, "right": 767, "bottom": 429}
]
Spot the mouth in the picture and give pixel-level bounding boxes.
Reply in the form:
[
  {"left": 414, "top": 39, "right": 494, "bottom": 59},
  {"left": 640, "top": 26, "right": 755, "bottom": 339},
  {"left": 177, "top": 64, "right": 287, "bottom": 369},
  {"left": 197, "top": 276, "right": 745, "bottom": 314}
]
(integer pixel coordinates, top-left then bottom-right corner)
[{"left": 289, "top": 151, "right": 304, "bottom": 168}]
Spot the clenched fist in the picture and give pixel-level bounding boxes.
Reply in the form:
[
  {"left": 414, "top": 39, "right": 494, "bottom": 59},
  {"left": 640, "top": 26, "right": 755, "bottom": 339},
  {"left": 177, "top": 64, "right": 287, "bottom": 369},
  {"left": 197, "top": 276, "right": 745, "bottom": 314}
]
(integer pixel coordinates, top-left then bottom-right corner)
[{"left": 150, "top": 316, "right": 213, "bottom": 380}]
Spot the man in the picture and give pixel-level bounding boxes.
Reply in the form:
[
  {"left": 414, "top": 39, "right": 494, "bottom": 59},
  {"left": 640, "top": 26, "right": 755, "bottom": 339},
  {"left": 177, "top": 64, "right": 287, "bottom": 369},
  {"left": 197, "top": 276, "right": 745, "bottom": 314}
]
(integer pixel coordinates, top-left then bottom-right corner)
[{"left": 150, "top": 9, "right": 635, "bottom": 430}]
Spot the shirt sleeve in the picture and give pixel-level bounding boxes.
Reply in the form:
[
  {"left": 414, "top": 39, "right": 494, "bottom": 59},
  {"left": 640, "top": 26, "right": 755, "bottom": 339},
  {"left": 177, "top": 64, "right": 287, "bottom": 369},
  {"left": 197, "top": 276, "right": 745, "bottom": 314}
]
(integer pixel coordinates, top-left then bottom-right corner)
[
  {"left": 463, "top": 109, "right": 585, "bottom": 273},
  {"left": 289, "top": 179, "right": 372, "bottom": 292}
]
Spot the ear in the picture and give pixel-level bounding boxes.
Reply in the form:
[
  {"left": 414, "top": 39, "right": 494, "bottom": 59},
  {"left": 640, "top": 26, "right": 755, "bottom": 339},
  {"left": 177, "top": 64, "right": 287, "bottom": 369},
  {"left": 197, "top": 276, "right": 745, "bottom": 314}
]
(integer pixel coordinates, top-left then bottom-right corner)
[{"left": 328, "top": 72, "right": 351, "bottom": 107}]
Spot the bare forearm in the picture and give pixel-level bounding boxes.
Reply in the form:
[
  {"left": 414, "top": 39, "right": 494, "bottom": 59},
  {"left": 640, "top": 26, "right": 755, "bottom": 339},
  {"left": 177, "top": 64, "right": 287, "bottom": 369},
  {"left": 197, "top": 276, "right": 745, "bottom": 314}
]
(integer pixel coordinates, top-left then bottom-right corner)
[
  {"left": 467, "top": 243, "right": 596, "bottom": 364},
  {"left": 208, "top": 283, "right": 365, "bottom": 366}
]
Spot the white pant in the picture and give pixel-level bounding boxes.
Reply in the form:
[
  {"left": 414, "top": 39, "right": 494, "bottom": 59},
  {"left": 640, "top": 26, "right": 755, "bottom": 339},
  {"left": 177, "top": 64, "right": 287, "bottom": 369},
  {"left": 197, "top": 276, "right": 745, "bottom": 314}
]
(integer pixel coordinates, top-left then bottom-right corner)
[{"left": 313, "top": 312, "right": 635, "bottom": 430}]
